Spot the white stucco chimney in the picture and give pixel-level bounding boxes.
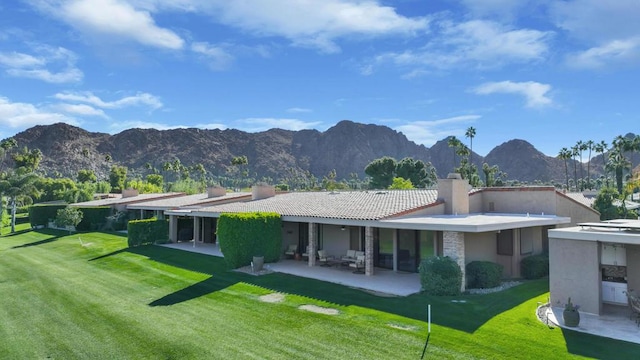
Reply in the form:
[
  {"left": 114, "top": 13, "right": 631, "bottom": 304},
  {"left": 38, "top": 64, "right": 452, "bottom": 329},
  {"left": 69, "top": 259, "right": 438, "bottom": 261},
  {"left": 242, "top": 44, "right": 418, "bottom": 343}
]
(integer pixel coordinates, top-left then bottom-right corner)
[
  {"left": 122, "top": 188, "right": 139, "bottom": 198},
  {"left": 252, "top": 184, "right": 276, "bottom": 200},
  {"left": 437, "top": 173, "right": 470, "bottom": 215},
  {"left": 207, "top": 186, "right": 227, "bottom": 198}
]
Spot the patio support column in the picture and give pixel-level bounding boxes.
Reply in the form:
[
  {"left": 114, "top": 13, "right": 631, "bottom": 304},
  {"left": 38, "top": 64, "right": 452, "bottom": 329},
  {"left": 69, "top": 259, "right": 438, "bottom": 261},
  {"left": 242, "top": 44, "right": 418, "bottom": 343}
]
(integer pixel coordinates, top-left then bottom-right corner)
[
  {"left": 308, "top": 222, "right": 317, "bottom": 267},
  {"left": 169, "top": 215, "right": 177, "bottom": 243},
  {"left": 140, "top": 209, "right": 144, "bottom": 219},
  {"left": 193, "top": 217, "right": 202, "bottom": 243},
  {"left": 443, "top": 231, "right": 465, "bottom": 292},
  {"left": 365, "top": 226, "right": 374, "bottom": 276}
]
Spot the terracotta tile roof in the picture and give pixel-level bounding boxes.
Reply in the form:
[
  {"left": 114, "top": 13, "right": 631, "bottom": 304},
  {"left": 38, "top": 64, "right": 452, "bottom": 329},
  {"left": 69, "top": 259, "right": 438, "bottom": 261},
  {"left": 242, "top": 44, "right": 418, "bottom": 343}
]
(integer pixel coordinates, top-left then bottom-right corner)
[
  {"left": 127, "top": 192, "right": 251, "bottom": 210},
  {"left": 563, "top": 192, "right": 596, "bottom": 208},
  {"left": 192, "top": 190, "right": 440, "bottom": 220}
]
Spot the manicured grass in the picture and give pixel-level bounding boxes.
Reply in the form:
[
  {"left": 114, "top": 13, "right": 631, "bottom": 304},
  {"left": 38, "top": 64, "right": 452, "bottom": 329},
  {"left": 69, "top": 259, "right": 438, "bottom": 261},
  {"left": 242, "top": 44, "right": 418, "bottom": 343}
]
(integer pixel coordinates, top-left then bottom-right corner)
[{"left": 1, "top": 229, "right": 639, "bottom": 359}]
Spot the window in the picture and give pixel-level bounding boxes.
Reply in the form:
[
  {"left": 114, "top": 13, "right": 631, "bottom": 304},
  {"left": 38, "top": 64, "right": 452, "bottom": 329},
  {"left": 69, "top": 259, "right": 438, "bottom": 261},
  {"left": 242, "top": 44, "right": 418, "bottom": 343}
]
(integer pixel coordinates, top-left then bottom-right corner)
[{"left": 497, "top": 230, "right": 513, "bottom": 256}]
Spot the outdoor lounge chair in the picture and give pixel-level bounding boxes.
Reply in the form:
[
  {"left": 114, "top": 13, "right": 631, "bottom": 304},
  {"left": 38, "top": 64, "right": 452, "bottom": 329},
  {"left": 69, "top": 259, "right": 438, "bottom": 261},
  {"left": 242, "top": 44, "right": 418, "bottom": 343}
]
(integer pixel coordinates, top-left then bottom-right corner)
[
  {"left": 284, "top": 244, "right": 298, "bottom": 259},
  {"left": 625, "top": 290, "right": 640, "bottom": 326},
  {"left": 341, "top": 249, "right": 357, "bottom": 262}
]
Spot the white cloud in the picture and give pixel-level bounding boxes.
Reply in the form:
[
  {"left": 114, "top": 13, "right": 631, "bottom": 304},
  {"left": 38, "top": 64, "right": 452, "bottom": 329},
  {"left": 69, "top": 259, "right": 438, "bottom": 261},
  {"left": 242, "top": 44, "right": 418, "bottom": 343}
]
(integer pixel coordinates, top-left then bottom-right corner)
[
  {"left": 191, "top": 42, "right": 234, "bottom": 70},
  {"left": 567, "top": 37, "right": 640, "bottom": 69},
  {"left": 199, "top": 0, "right": 429, "bottom": 53},
  {"left": 31, "top": 0, "right": 184, "bottom": 50},
  {"left": 0, "top": 46, "right": 83, "bottom": 83},
  {"left": 472, "top": 81, "right": 552, "bottom": 108},
  {"left": 286, "top": 107, "right": 312, "bottom": 113},
  {"left": 395, "top": 115, "right": 481, "bottom": 147},
  {"left": 0, "top": 96, "right": 78, "bottom": 129},
  {"left": 50, "top": 103, "right": 108, "bottom": 118},
  {"left": 551, "top": 0, "right": 640, "bottom": 44},
  {"left": 53, "top": 91, "right": 163, "bottom": 110},
  {"left": 237, "top": 118, "right": 322, "bottom": 132},
  {"left": 371, "top": 20, "right": 551, "bottom": 71}
]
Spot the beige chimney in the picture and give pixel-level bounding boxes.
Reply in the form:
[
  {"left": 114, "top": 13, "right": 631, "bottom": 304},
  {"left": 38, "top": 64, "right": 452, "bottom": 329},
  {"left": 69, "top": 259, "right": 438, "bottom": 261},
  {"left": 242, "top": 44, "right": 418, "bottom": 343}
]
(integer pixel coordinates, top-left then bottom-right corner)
[
  {"left": 207, "top": 186, "right": 227, "bottom": 198},
  {"left": 252, "top": 184, "right": 276, "bottom": 200},
  {"left": 437, "top": 173, "right": 470, "bottom": 215},
  {"left": 122, "top": 188, "right": 139, "bottom": 198}
]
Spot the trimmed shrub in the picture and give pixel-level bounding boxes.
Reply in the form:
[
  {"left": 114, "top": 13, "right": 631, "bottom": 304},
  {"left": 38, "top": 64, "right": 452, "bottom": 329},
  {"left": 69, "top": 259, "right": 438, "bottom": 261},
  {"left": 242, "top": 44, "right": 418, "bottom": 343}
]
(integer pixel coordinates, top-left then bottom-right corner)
[
  {"left": 419, "top": 256, "right": 462, "bottom": 296},
  {"left": 217, "top": 212, "right": 282, "bottom": 269},
  {"left": 76, "top": 207, "right": 112, "bottom": 231},
  {"left": 466, "top": 261, "right": 503, "bottom": 289},
  {"left": 520, "top": 254, "right": 549, "bottom": 279},
  {"left": 28, "top": 204, "right": 67, "bottom": 226},
  {"left": 127, "top": 218, "right": 169, "bottom": 247}
]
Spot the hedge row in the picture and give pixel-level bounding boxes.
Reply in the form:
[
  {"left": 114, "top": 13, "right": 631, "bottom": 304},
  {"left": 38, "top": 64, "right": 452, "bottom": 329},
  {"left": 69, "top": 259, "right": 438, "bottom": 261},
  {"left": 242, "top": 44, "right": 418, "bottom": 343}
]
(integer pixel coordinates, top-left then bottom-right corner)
[
  {"left": 127, "top": 218, "right": 169, "bottom": 247},
  {"left": 521, "top": 254, "right": 549, "bottom": 279},
  {"left": 28, "top": 204, "right": 67, "bottom": 226},
  {"left": 217, "top": 212, "right": 282, "bottom": 269},
  {"left": 76, "top": 207, "right": 112, "bottom": 231},
  {"left": 419, "top": 256, "right": 462, "bottom": 296},
  {"left": 466, "top": 261, "right": 503, "bottom": 289}
]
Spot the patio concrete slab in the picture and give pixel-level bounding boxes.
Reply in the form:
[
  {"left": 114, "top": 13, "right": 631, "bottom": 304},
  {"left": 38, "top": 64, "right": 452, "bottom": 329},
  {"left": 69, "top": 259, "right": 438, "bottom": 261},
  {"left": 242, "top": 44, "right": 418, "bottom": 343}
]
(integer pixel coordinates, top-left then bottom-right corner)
[
  {"left": 158, "top": 242, "right": 421, "bottom": 296},
  {"left": 547, "top": 304, "right": 640, "bottom": 345}
]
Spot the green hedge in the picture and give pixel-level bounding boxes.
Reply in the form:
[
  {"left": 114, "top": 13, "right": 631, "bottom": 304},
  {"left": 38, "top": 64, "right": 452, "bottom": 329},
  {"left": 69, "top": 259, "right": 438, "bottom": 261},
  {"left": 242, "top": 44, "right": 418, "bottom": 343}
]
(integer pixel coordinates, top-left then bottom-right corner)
[
  {"left": 466, "top": 261, "right": 503, "bottom": 289},
  {"left": 217, "top": 212, "right": 282, "bottom": 269},
  {"left": 127, "top": 218, "right": 169, "bottom": 247},
  {"left": 419, "top": 256, "right": 462, "bottom": 296},
  {"left": 520, "top": 254, "right": 549, "bottom": 279},
  {"left": 28, "top": 204, "right": 67, "bottom": 226},
  {"left": 76, "top": 207, "right": 112, "bottom": 231}
]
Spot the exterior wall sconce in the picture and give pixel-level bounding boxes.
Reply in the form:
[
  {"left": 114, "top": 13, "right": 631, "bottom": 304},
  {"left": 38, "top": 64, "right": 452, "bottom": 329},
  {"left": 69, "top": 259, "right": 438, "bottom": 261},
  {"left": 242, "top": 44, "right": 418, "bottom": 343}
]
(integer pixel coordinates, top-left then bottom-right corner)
[{"left": 341, "top": 225, "right": 346, "bottom": 231}]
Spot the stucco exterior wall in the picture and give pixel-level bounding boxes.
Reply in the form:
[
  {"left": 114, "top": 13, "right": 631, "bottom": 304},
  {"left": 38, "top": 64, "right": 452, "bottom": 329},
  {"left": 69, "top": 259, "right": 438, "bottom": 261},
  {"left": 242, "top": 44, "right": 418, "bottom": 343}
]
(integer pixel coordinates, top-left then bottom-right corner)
[
  {"left": 321, "top": 225, "right": 350, "bottom": 256},
  {"left": 464, "top": 232, "right": 496, "bottom": 263},
  {"left": 480, "top": 187, "right": 557, "bottom": 214},
  {"left": 468, "top": 192, "right": 483, "bottom": 213},
  {"left": 555, "top": 194, "right": 600, "bottom": 227},
  {"left": 627, "top": 245, "right": 640, "bottom": 293},
  {"left": 549, "top": 237, "right": 601, "bottom": 315}
]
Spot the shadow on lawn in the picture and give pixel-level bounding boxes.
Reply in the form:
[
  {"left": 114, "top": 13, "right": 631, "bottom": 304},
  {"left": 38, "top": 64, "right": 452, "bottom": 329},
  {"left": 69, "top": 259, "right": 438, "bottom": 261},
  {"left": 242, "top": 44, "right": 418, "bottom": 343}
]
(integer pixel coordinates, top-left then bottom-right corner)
[
  {"left": 10, "top": 229, "right": 66, "bottom": 249},
  {"left": 562, "top": 328, "right": 640, "bottom": 359},
  {"left": 108, "top": 244, "right": 549, "bottom": 332}
]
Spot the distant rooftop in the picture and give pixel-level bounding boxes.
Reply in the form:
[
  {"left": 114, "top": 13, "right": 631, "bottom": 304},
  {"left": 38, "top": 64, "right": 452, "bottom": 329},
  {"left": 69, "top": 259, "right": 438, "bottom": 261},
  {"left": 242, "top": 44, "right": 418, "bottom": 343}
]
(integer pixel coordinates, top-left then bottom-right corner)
[{"left": 127, "top": 191, "right": 252, "bottom": 210}]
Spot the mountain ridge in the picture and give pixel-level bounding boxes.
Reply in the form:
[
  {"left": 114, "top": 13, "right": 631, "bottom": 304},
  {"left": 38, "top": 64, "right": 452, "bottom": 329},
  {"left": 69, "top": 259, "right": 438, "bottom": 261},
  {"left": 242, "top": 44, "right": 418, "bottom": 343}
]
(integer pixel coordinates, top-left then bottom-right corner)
[{"left": 9, "top": 121, "right": 629, "bottom": 185}]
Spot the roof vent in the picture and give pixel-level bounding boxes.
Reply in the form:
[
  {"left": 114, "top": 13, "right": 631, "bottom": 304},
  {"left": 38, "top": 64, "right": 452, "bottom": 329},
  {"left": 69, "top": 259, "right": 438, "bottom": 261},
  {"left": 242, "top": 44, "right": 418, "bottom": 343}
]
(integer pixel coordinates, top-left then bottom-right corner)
[
  {"left": 122, "top": 188, "right": 139, "bottom": 198},
  {"left": 447, "top": 173, "right": 462, "bottom": 179},
  {"left": 252, "top": 184, "right": 276, "bottom": 200},
  {"left": 207, "top": 186, "right": 226, "bottom": 198}
]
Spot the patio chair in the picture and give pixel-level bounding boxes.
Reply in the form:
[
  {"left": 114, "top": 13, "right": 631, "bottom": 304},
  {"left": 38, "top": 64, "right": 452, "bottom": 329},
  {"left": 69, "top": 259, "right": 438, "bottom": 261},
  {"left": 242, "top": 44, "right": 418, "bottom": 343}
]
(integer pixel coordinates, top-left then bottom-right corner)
[
  {"left": 318, "top": 250, "right": 331, "bottom": 267},
  {"left": 625, "top": 290, "right": 640, "bottom": 326},
  {"left": 302, "top": 245, "right": 310, "bottom": 259},
  {"left": 349, "top": 255, "right": 365, "bottom": 274},
  {"left": 284, "top": 244, "right": 298, "bottom": 259}
]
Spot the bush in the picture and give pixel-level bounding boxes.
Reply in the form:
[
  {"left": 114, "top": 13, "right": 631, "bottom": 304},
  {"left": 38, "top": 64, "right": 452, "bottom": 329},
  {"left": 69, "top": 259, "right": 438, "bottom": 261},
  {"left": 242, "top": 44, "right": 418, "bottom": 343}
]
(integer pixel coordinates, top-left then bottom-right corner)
[
  {"left": 217, "top": 212, "right": 282, "bottom": 269},
  {"left": 466, "top": 261, "right": 503, "bottom": 289},
  {"left": 419, "top": 256, "right": 462, "bottom": 296},
  {"left": 54, "top": 207, "right": 84, "bottom": 230},
  {"left": 127, "top": 218, "right": 169, "bottom": 247},
  {"left": 28, "top": 204, "right": 67, "bottom": 226},
  {"left": 520, "top": 254, "right": 549, "bottom": 279},
  {"left": 76, "top": 207, "right": 112, "bottom": 231}
]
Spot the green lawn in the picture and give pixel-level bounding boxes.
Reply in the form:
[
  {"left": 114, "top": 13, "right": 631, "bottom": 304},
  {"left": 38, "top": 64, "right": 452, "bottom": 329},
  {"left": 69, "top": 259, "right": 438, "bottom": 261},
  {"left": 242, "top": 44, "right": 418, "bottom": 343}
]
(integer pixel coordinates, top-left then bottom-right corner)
[{"left": 1, "top": 228, "right": 638, "bottom": 359}]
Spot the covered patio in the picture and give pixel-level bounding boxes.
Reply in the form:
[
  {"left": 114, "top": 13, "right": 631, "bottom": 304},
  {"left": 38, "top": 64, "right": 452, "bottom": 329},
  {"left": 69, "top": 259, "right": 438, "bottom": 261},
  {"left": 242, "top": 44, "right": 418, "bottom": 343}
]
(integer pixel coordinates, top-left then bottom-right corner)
[{"left": 158, "top": 241, "right": 421, "bottom": 296}]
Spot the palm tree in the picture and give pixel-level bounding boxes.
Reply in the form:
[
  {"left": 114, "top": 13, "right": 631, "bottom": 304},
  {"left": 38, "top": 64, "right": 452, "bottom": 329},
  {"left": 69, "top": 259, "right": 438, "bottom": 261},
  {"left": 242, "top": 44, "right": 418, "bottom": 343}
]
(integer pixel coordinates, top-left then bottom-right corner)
[
  {"left": 0, "top": 170, "right": 40, "bottom": 233},
  {"left": 447, "top": 136, "right": 462, "bottom": 172},
  {"left": 594, "top": 140, "right": 608, "bottom": 187},
  {"left": 575, "top": 140, "right": 587, "bottom": 191},
  {"left": 571, "top": 145, "right": 579, "bottom": 191},
  {"left": 585, "top": 140, "right": 594, "bottom": 190},
  {"left": 558, "top": 148, "right": 572, "bottom": 190},
  {"left": 465, "top": 126, "right": 476, "bottom": 165}
]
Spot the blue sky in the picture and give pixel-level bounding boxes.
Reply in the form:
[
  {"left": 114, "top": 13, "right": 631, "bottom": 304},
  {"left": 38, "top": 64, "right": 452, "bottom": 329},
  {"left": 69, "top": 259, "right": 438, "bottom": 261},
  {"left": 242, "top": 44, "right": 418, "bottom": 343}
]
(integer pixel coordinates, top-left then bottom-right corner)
[{"left": 0, "top": 0, "right": 639, "bottom": 156}]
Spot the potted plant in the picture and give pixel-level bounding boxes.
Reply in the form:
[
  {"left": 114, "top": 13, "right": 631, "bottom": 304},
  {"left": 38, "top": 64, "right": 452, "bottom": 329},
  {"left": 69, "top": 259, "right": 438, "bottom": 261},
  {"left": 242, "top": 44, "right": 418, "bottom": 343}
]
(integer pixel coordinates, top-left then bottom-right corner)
[
  {"left": 562, "top": 297, "right": 580, "bottom": 327},
  {"left": 252, "top": 255, "right": 264, "bottom": 272}
]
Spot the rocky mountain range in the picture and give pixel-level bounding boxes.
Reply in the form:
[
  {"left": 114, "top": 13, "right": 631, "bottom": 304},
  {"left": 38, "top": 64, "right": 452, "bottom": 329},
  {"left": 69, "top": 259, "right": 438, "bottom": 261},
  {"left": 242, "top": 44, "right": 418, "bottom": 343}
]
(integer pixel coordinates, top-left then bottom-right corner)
[{"left": 9, "top": 120, "right": 637, "bottom": 185}]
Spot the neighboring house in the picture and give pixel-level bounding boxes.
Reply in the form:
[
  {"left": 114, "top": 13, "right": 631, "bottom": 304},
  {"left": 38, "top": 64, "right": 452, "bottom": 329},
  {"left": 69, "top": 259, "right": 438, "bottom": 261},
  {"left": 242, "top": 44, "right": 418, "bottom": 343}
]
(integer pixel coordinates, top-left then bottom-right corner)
[
  {"left": 71, "top": 189, "right": 185, "bottom": 212},
  {"left": 549, "top": 220, "right": 640, "bottom": 315},
  {"left": 164, "top": 174, "right": 599, "bottom": 291},
  {"left": 127, "top": 187, "right": 251, "bottom": 242}
]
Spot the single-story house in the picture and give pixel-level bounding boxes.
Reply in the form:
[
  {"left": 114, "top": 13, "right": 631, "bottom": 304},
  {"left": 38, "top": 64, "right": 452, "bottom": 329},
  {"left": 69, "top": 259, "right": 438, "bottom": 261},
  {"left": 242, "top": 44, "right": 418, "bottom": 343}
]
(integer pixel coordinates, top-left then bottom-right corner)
[
  {"left": 549, "top": 219, "right": 640, "bottom": 315},
  {"left": 127, "top": 187, "right": 251, "bottom": 242},
  {"left": 71, "top": 189, "right": 185, "bottom": 212},
  {"left": 163, "top": 174, "right": 599, "bottom": 291}
]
